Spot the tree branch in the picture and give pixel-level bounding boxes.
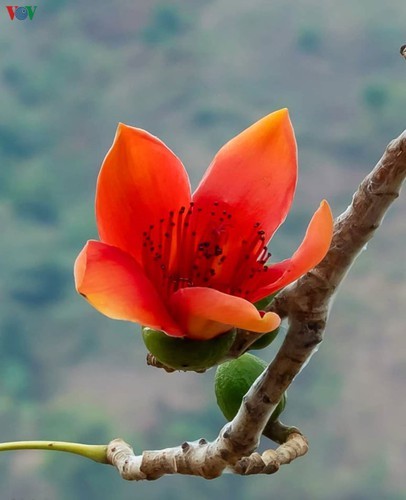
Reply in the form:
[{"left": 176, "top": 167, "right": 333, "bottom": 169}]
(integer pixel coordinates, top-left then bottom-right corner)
[
  {"left": 106, "top": 432, "right": 308, "bottom": 480},
  {"left": 258, "top": 129, "right": 406, "bottom": 401},
  {"left": 104, "top": 130, "right": 406, "bottom": 480}
]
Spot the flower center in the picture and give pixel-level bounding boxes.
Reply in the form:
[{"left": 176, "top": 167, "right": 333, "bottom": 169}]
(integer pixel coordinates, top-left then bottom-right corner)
[{"left": 141, "top": 202, "right": 271, "bottom": 300}]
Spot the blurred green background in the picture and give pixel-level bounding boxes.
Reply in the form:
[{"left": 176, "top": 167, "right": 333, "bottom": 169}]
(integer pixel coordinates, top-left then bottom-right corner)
[{"left": 0, "top": 0, "right": 405, "bottom": 498}]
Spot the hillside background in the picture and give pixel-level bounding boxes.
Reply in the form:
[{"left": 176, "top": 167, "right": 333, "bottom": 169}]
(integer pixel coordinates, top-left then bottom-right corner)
[{"left": 0, "top": 0, "right": 405, "bottom": 499}]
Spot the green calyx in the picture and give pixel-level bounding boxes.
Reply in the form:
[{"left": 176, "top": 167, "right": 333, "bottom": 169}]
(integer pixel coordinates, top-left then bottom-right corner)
[
  {"left": 142, "top": 327, "right": 236, "bottom": 372},
  {"left": 248, "top": 326, "right": 279, "bottom": 351},
  {"left": 214, "top": 353, "right": 287, "bottom": 439}
]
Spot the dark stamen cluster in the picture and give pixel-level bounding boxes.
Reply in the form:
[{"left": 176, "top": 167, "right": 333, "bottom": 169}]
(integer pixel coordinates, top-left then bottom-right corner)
[{"left": 140, "top": 201, "right": 272, "bottom": 299}]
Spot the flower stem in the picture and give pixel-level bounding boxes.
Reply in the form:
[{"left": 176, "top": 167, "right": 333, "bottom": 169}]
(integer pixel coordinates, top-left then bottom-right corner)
[{"left": 0, "top": 440, "right": 109, "bottom": 463}]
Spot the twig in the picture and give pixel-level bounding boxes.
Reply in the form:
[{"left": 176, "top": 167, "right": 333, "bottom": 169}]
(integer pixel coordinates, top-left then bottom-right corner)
[
  {"left": 263, "top": 129, "right": 406, "bottom": 399},
  {"left": 105, "top": 130, "right": 405, "bottom": 480},
  {"left": 106, "top": 432, "right": 308, "bottom": 480}
]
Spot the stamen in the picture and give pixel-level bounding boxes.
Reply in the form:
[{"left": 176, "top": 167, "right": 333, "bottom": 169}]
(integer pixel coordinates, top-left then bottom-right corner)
[{"left": 139, "top": 201, "right": 272, "bottom": 300}]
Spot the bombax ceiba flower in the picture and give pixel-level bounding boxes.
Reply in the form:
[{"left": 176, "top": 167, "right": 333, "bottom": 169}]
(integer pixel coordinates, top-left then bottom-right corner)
[{"left": 74, "top": 109, "right": 333, "bottom": 340}]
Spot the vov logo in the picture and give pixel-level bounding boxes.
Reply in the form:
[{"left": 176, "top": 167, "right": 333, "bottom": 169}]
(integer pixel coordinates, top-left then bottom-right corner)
[{"left": 6, "top": 6, "right": 37, "bottom": 20}]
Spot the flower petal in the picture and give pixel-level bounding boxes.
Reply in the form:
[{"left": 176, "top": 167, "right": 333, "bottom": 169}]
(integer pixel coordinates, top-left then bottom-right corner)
[
  {"left": 74, "top": 240, "right": 183, "bottom": 336},
  {"left": 192, "top": 109, "right": 297, "bottom": 241},
  {"left": 250, "top": 200, "right": 334, "bottom": 302},
  {"left": 169, "top": 287, "right": 281, "bottom": 340},
  {"left": 96, "top": 123, "right": 191, "bottom": 264}
]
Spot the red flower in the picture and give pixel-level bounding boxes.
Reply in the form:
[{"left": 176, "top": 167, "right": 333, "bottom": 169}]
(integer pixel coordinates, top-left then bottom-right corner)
[{"left": 74, "top": 109, "right": 333, "bottom": 340}]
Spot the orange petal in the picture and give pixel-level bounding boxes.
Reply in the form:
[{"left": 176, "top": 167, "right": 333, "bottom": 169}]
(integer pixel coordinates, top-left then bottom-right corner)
[
  {"left": 74, "top": 240, "right": 183, "bottom": 336},
  {"left": 96, "top": 124, "right": 191, "bottom": 264},
  {"left": 169, "top": 287, "right": 281, "bottom": 340},
  {"left": 193, "top": 109, "right": 297, "bottom": 241},
  {"left": 250, "top": 200, "right": 334, "bottom": 302}
]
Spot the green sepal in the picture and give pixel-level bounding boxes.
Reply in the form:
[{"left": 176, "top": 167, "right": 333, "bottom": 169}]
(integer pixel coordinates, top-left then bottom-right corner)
[
  {"left": 249, "top": 326, "right": 279, "bottom": 350},
  {"left": 142, "top": 327, "right": 236, "bottom": 372}
]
